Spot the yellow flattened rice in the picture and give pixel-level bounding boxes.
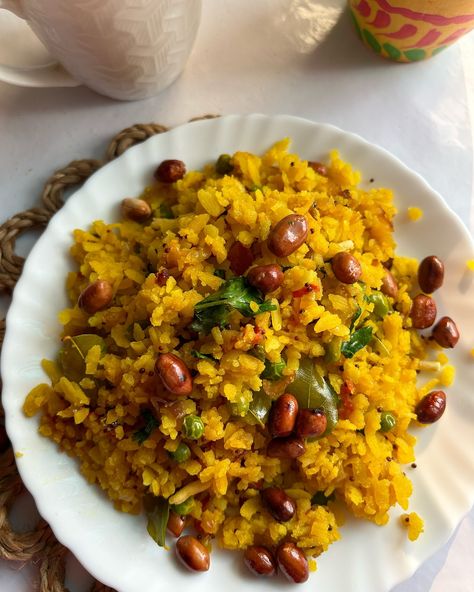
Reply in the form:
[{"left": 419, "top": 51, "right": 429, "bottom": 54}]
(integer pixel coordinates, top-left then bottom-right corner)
[{"left": 25, "top": 139, "right": 456, "bottom": 578}]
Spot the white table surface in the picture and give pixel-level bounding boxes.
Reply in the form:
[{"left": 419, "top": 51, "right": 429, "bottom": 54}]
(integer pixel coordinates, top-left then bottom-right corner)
[{"left": 0, "top": 1, "right": 473, "bottom": 590}]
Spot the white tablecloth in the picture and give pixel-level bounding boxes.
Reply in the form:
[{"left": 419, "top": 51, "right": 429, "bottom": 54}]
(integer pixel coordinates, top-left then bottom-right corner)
[{"left": 0, "top": 1, "right": 473, "bottom": 590}]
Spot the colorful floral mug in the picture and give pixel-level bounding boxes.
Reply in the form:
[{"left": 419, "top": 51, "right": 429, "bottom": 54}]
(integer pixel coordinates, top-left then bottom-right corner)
[{"left": 349, "top": 0, "right": 474, "bottom": 62}]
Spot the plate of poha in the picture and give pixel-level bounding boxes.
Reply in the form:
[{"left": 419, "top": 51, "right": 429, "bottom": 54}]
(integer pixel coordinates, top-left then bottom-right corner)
[{"left": 3, "top": 114, "right": 474, "bottom": 592}]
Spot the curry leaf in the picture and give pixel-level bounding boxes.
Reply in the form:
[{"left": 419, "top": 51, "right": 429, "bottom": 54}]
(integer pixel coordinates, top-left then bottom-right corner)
[
  {"left": 245, "top": 389, "right": 272, "bottom": 427},
  {"left": 341, "top": 326, "right": 373, "bottom": 359},
  {"left": 286, "top": 357, "right": 338, "bottom": 436},
  {"left": 57, "top": 334, "right": 106, "bottom": 382},
  {"left": 145, "top": 496, "right": 169, "bottom": 548}
]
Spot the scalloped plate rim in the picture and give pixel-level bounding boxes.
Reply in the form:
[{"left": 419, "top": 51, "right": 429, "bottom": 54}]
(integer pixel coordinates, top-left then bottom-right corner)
[{"left": 2, "top": 114, "right": 474, "bottom": 592}]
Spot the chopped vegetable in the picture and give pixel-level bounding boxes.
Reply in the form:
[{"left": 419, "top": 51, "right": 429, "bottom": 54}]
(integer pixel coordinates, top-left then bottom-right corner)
[
  {"left": 261, "top": 358, "right": 286, "bottom": 381},
  {"left": 183, "top": 415, "right": 204, "bottom": 439},
  {"left": 57, "top": 334, "right": 106, "bottom": 382},
  {"left": 366, "top": 292, "right": 390, "bottom": 318},
  {"left": 133, "top": 409, "right": 159, "bottom": 444},
  {"left": 159, "top": 203, "right": 174, "bottom": 219},
  {"left": 341, "top": 326, "right": 373, "bottom": 359},
  {"left": 286, "top": 357, "right": 338, "bottom": 436},
  {"left": 292, "top": 283, "right": 319, "bottom": 298},
  {"left": 215, "top": 153, "right": 233, "bottom": 175},
  {"left": 169, "top": 442, "right": 191, "bottom": 463},
  {"left": 380, "top": 411, "right": 396, "bottom": 432},
  {"left": 145, "top": 496, "right": 169, "bottom": 547},
  {"left": 190, "top": 277, "right": 276, "bottom": 334},
  {"left": 324, "top": 337, "right": 342, "bottom": 363},
  {"left": 172, "top": 497, "right": 195, "bottom": 516},
  {"left": 311, "top": 491, "right": 335, "bottom": 506}
]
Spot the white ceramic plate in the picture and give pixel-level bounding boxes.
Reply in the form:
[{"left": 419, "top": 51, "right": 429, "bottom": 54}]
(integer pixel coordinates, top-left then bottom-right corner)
[{"left": 3, "top": 114, "right": 474, "bottom": 592}]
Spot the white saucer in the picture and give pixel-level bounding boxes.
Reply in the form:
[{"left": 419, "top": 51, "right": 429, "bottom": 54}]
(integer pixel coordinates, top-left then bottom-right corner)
[{"left": 0, "top": 10, "right": 80, "bottom": 87}]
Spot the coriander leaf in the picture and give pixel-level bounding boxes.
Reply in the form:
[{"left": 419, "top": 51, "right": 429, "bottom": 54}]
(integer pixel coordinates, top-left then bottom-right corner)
[
  {"left": 261, "top": 358, "right": 286, "bottom": 381},
  {"left": 133, "top": 409, "right": 159, "bottom": 444},
  {"left": 145, "top": 496, "right": 169, "bottom": 548},
  {"left": 349, "top": 306, "right": 362, "bottom": 332},
  {"left": 189, "top": 304, "right": 230, "bottom": 334},
  {"left": 190, "top": 277, "right": 277, "bottom": 334},
  {"left": 191, "top": 349, "right": 217, "bottom": 361},
  {"left": 341, "top": 326, "right": 373, "bottom": 359}
]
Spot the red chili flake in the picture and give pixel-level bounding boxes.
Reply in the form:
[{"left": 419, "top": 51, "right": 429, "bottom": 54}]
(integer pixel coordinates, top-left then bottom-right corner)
[
  {"left": 292, "top": 283, "right": 319, "bottom": 298},
  {"left": 338, "top": 380, "right": 355, "bottom": 420},
  {"left": 252, "top": 326, "right": 265, "bottom": 345},
  {"left": 155, "top": 268, "right": 170, "bottom": 286},
  {"left": 228, "top": 241, "right": 254, "bottom": 275}
]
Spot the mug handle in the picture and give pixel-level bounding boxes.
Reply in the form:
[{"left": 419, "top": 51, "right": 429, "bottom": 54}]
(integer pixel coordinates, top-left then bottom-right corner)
[{"left": 0, "top": 0, "right": 81, "bottom": 88}]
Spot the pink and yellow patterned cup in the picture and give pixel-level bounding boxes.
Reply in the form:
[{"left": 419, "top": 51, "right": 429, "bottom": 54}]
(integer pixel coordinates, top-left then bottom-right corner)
[{"left": 349, "top": 0, "right": 474, "bottom": 62}]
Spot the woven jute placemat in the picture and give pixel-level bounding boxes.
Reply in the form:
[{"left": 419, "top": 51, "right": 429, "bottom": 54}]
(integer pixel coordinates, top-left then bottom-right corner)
[{"left": 0, "top": 115, "right": 218, "bottom": 591}]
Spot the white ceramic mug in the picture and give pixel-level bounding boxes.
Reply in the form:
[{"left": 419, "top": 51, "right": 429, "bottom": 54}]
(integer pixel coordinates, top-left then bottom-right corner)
[{"left": 0, "top": 0, "right": 201, "bottom": 100}]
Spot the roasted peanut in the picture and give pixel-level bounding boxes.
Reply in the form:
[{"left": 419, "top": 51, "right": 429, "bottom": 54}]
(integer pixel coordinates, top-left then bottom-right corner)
[
  {"left": 276, "top": 542, "right": 309, "bottom": 584},
  {"left": 295, "top": 408, "right": 327, "bottom": 438},
  {"left": 247, "top": 264, "right": 284, "bottom": 294},
  {"left": 261, "top": 487, "right": 296, "bottom": 522},
  {"left": 243, "top": 546, "right": 276, "bottom": 576},
  {"left": 154, "top": 159, "right": 186, "bottom": 183},
  {"left": 432, "top": 316, "right": 459, "bottom": 348},
  {"left": 78, "top": 279, "right": 113, "bottom": 314},
  {"left": 416, "top": 390, "right": 446, "bottom": 424},
  {"left": 228, "top": 241, "right": 254, "bottom": 275},
  {"left": 267, "top": 436, "right": 305, "bottom": 459},
  {"left": 156, "top": 353, "right": 193, "bottom": 396},
  {"left": 331, "top": 252, "right": 362, "bottom": 284},
  {"left": 167, "top": 511, "right": 186, "bottom": 538},
  {"left": 418, "top": 255, "right": 444, "bottom": 294},
  {"left": 121, "top": 197, "right": 152, "bottom": 222},
  {"left": 176, "top": 535, "right": 210, "bottom": 572},
  {"left": 268, "top": 393, "right": 299, "bottom": 438},
  {"left": 381, "top": 269, "right": 398, "bottom": 299},
  {"left": 410, "top": 294, "right": 437, "bottom": 329},
  {"left": 308, "top": 161, "right": 328, "bottom": 176},
  {"left": 268, "top": 214, "right": 308, "bottom": 258}
]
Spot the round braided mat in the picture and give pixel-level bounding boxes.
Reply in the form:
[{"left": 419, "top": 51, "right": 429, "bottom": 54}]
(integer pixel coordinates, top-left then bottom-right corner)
[{"left": 0, "top": 116, "right": 218, "bottom": 591}]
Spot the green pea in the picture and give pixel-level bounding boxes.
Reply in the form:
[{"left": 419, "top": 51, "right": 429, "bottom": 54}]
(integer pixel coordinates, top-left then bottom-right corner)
[
  {"left": 367, "top": 292, "right": 389, "bottom": 318},
  {"left": 172, "top": 497, "right": 195, "bottom": 516},
  {"left": 216, "top": 154, "right": 233, "bottom": 175},
  {"left": 380, "top": 411, "right": 396, "bottom": 432},
  {"left": 183, "top": 414, "right": 204, "bottom": 439},
  {"left": 229, "top": 396, "right": 250, "bottom": 417},
  {"left": 169, "top": 442, "right": 191, "bottom": 463},
  {"left": 324, "top": 337, "right": 342, "bottom": 363}
]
